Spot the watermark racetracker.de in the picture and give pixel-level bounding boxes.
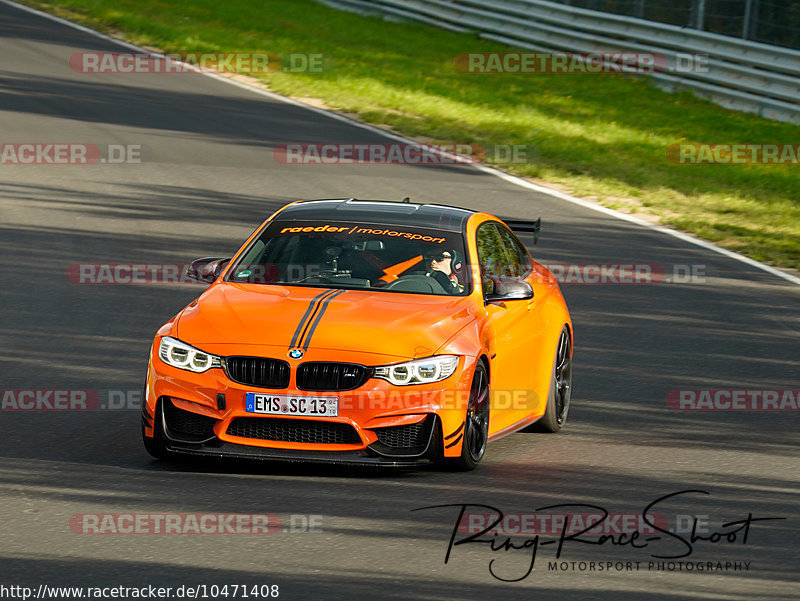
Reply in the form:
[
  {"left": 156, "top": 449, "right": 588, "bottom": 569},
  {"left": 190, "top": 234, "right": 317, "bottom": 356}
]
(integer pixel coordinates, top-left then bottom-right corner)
[
  {"left": 272, "top": 142, "right": 537, "bottom": 165},
  {"left": 0, "top": 143, "right": 147, "bottom": 165},
  {"left": 667, "top": 389, "right": 800, "bottom": 410},
  {"left": 535, "top": 263, "right": 708, "bottom": 285},
  {"left": 454, "top": 51, "right": 709, "bottom": 74},
  {"left": 69, "top": 513, "right": 323, "bottom": 534},
  {"left": 1, "top": 389, "right": 149, "bottom": 411},
  {"left": 70, "top": 51, "right": 328, "bottom": 74},
  {"left": 667, "top": 143, "right": 800, "bottom": 165},
  {"left": 66, "top": 263, "right": 202, "bottom": 285}
]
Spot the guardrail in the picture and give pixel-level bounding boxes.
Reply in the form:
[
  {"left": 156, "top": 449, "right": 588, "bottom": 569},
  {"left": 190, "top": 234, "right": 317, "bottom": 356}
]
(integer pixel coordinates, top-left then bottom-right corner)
[{"left": 319, "top": 0, "right": 800, "bottom": 124}]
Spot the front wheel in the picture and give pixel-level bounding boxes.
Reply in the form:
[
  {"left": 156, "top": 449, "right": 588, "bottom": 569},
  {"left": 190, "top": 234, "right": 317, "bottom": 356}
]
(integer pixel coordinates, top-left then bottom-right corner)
[
  {"left": 535, "top": 326, "right": 572, "bottom": 433},
  {"left": 444, "top": 361, "right": 490, "bottom": 471}
]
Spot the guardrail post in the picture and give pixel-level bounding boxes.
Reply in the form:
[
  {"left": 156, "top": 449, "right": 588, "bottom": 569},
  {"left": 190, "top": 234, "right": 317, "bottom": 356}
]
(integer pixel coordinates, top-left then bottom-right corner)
[
  {"left": 742, "top": 0, "right": 759, "bottom": 40},
  {"left": 633, "top": 0, "right": 645, "bottom": 20},
  {"left": 692, "top": 0, "right": 706, "bottom": 30}
]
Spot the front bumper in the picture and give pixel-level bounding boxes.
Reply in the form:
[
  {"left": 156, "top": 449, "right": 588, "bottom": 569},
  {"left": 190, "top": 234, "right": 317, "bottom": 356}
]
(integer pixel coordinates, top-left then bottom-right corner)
[{"left": 144, "top": 343, "right": 477, "bottom": 461}]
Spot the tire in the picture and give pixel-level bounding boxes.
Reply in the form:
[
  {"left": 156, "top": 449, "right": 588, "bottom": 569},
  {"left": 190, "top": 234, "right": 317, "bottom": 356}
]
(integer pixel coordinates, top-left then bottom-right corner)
[
  {"left": 535, "top": 326, "right": 572, "bottom": 433},
  {"left": 142, "top": 398, "right": 168, "bottom": 460},
  {"left": 444, "top": 361, "right": 490, "bottom": 471}
]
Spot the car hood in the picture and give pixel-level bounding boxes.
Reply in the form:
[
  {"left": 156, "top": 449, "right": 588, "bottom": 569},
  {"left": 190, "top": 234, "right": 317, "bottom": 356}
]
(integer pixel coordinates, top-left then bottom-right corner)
[{"left": 176, "top": 283, "right": 477, "bottom": 360}]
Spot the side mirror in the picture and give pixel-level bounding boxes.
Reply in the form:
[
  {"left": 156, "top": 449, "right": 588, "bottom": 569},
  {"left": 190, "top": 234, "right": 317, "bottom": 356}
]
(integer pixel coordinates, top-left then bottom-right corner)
[
  {"left": 185, "top": 257, "right": 231, "bottom": 283},
  {"left": 485, "top": 277, "right": 533, "bottom": 303}
]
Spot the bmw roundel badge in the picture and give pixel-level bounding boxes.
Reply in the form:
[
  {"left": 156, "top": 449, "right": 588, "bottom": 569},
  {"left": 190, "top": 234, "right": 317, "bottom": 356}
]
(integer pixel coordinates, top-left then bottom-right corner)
[{"left": 288, "top": 349, "right": 304, "bottom": 359}]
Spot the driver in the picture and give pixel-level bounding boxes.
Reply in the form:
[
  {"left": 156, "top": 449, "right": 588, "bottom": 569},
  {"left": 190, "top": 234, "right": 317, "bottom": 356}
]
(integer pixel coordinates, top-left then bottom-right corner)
[{"left": 427, "top": 250, "right": 464, "bottom": 294}]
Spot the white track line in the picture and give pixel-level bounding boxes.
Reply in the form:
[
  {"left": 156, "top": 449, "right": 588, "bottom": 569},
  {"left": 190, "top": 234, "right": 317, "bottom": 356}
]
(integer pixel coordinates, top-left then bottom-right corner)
[{"left": 6, "top": 0, "right": 799, "bottom": 286}]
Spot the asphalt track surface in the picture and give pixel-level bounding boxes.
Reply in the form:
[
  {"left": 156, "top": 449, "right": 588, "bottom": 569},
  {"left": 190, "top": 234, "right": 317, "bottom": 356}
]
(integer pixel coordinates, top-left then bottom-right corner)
[{"left": 1, "top": 2, "right": 798, "bottom": 599}]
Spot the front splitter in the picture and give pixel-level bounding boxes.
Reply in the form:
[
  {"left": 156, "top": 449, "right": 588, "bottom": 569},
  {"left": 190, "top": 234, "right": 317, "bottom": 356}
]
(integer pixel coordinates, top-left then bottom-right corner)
[{"left": 166, "top": 439, "right": 435, "bottom": 468}]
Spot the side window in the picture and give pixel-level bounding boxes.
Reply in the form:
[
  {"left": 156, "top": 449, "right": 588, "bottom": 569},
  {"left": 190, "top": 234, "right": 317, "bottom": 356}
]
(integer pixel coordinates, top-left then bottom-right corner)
[
  {"left": 496, "top": 226, "right": 532, "bottom": 278},
  {"left": 476, "top": 223, "right": 512, "bottom": 296}
]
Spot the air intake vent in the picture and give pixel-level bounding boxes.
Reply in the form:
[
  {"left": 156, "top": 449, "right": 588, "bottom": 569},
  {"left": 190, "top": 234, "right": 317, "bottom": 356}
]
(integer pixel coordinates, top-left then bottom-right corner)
[
  {"left": 296, "top": 362, "right": 371, "bottom": 391},
  {"left": 163, "top": 399, "right": 218, "bottom": 437},
  {"left": 225, "top": 356, "right": 290, "bottom": 388},
  {"left": 374, "top": 417, "right": 433, "bottom": 448},
  {"left": 227, "top": 417, "right": 362, "bottom": 445}
]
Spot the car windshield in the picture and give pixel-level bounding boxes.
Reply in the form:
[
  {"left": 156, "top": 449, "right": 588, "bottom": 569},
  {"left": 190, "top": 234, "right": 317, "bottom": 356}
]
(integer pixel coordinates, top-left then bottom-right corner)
[{"left": 226, "top": 220, "right": 470, "bottom": 296}]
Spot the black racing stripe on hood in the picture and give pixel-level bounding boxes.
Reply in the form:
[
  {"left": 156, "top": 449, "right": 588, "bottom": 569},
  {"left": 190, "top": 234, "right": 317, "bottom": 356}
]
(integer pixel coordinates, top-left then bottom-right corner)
[
  {"left": 289, "top": 289, "right": 337, "bottom": 349},
  {"left": 300, "top": 290, "right": 347, "bottom": 351}
]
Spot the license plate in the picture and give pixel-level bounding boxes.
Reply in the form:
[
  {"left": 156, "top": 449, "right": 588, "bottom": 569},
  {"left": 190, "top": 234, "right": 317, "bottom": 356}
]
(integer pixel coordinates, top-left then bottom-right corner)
[{"left": 245, "top": 393, "right": 338, "bottom": 417}]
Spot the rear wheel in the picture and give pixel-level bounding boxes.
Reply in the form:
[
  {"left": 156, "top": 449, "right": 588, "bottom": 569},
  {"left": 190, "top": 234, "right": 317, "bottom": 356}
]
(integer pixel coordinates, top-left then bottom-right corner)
[
  {"left": 445, "top": 362, "right": 490, "bottom": 471},
  {"left": 535, "top": 326, "right": 572, "bottom": 433}
]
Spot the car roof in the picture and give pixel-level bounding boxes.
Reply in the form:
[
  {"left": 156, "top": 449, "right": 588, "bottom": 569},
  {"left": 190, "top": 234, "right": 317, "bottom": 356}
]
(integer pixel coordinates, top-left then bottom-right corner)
[{"left": 275, "top": 198, "right": 476, "bottom": 233}]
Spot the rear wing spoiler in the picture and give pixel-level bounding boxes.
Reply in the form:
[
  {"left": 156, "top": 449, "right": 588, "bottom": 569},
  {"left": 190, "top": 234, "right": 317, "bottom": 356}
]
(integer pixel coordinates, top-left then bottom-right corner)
[{"left": 502, "top": 218, "right": 541, "bottom": 244}]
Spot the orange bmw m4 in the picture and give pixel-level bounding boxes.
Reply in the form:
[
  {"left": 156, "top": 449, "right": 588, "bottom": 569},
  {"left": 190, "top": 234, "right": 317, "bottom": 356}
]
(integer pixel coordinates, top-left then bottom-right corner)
[{"left": 142, "top": 198, "right": 572, "bottom": 470}]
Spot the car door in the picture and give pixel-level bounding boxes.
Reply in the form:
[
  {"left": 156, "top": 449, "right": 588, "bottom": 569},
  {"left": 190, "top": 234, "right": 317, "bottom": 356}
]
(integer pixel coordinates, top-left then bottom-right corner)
[
  {"left": 476, "top": 222, "right": 542, "bottom": 436},
  {"left": 496, "top": 224, "right": 550, "bottom": 418}
]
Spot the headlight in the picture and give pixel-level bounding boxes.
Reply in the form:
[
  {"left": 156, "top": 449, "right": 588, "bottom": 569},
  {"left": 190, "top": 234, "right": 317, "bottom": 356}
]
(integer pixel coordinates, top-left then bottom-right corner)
[
  {"left": 373, "top": 356, "right": 459, "bottom": 386},
  {"left": 158, "top": 337, "right": 222, "bottom": 373}
]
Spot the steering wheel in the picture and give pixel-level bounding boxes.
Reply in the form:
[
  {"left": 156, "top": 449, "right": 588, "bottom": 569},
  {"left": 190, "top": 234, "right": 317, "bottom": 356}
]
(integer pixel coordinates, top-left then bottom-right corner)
[{"left": 384, "top": 274, "right": 448, "bottom": 294}]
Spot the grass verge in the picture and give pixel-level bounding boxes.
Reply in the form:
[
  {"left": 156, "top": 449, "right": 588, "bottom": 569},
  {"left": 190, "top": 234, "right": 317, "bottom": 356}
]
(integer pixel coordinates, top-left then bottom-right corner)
[{"left": 19, "top": 0, "right": 800, "bottom": 271}]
